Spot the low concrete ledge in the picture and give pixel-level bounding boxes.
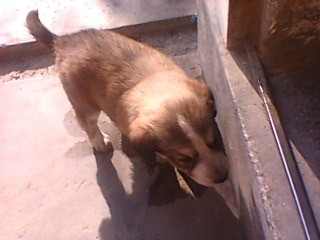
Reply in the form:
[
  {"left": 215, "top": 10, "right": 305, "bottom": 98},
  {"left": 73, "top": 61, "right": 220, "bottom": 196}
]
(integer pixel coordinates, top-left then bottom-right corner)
[
  {"left": 0, "top": 15, "right": 196, "bottom": 62},
  {"left": 197, "top": 0, "right": 307, "bottom": 239}
]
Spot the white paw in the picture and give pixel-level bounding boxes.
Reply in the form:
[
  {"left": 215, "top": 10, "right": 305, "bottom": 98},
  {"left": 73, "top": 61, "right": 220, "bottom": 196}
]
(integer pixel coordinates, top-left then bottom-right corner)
[{"left": 91, "top": 134, "right": 113, "bottom": 153}]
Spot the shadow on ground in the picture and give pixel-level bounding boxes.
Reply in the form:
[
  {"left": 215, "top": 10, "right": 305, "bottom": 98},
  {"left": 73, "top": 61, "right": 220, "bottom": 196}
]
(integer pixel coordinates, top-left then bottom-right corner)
[{"left": 94, "top": 150, "right": 244, "bottom": 240}]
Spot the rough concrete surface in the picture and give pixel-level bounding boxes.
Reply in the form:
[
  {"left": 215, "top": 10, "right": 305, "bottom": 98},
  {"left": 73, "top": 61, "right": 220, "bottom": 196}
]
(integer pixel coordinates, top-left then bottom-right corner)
[
  {"left": 0, "top": 8, "right": 244, "bottom": 239},
  {"left": 259, "top": 0, "right": 320, "bottom": 73},
  {"left": 197, "top": 0, "right": 316, "bottom": 239},
  {"left": 254, "top": 0, "right": 320, "bottom": 234},
  {"left": 0, "top": 77, "right": 242, "bottom": 240},
  {"left": 268, "top": 72, "right": 320, "bottom": 231}
]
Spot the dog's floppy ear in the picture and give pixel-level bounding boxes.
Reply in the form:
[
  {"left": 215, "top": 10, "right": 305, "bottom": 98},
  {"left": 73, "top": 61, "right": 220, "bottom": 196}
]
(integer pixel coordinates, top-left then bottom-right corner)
[
  {"left": 129, "top": 119, "right": 158, "bottom": 172},
  {"left": 130, "top": 127, "right": 157, "bottom": 154}
]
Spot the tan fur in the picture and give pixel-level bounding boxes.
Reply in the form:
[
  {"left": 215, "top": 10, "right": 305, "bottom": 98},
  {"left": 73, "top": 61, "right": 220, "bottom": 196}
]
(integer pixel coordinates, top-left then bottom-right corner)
[{"left": 26, "top": 10, "right": 228, "bottom": 186}]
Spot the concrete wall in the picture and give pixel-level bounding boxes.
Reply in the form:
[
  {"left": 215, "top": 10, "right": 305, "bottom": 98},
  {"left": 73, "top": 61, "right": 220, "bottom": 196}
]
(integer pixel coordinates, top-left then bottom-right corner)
[
  {"left": 225, "top": 0, "right": 263, "bottom": 48},
  {"left": 197, "top": 0, "right": 312, "bottom": 239},
  {"left": 259, "top": 0, "right": 320, "bottom": 74},
  {"left": 222, "top": 0, "right": 319, "bottom": 75},
  {"left": 214, "top": 0, "right": 229, "bottom": 43}
]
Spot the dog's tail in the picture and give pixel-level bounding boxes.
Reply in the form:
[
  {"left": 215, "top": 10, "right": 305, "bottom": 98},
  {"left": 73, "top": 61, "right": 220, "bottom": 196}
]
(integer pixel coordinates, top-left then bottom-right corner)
[{"left": 26, "top": 10, "right": 57, "bottom": 52}]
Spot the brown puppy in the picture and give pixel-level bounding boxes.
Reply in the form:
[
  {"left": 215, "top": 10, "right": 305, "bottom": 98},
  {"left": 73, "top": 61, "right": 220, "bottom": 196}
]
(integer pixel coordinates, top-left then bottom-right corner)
[{"left": 26, "top": 10, "right": 228, "bottom": 186}]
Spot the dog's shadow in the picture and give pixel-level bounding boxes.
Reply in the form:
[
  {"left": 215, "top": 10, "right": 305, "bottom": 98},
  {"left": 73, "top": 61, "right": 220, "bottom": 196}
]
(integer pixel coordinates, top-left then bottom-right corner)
[
  {"left": 63, "top": 110, "right": 244, "bottom": 239},
  {"left": 94, "top": 144, "right": 244, "bottom": 240},
  {"left": 95, "top": 148, "right": 151, "bottom": 240}
]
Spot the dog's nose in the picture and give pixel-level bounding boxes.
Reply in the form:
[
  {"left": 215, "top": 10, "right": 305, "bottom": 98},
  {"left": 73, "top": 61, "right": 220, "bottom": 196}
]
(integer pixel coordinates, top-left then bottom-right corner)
[{"left": 213, "top": 171, "right": 228, "bottom": 184}]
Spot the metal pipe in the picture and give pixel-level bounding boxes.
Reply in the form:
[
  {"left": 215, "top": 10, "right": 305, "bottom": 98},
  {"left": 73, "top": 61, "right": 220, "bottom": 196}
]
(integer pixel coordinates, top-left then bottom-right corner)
[{"left": 246, "top": 47, "right": 319, "bottom": 240}]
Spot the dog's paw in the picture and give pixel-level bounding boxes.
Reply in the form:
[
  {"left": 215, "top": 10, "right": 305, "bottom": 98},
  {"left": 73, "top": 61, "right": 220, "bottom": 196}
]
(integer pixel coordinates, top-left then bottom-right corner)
[
  {"left": 91, "top": 134, "right": 113, "bottom": 153},
  {"left": 93, "top": 140, "right": 113, "bottom": 153}
]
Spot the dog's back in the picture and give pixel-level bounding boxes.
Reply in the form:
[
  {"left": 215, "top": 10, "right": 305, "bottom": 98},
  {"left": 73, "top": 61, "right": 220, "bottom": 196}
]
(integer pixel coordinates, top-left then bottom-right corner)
[
  {"left": 26, "top": 10, "right": 229, "bottom": 186},
  {"left": 26, "top": 10, "right": 184, "bottom": 123},
  {"left": 26, "top": 10, "right": 181, "bottom": 86}
]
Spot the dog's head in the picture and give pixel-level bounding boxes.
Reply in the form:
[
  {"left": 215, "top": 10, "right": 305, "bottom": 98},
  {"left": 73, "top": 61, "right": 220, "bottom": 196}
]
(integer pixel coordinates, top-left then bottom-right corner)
[{"left": 129, "top": 78, "right": 228, "bottom": 187}]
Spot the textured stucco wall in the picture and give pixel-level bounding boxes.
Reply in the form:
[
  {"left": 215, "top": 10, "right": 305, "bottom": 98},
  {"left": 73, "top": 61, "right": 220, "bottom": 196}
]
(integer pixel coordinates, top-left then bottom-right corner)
[{"left": 259, "top": 0, "right": 320, "bottom": 74}]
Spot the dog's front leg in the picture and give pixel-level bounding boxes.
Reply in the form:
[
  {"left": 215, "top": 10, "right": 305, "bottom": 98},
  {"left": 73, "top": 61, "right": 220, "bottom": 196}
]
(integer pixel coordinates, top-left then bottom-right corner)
[{"left": 75, "top": 110, "right": 112, "bottom": 153}]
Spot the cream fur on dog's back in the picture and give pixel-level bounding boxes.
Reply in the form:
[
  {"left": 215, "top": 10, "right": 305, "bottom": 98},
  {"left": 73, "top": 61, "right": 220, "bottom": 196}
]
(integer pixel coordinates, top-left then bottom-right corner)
[{"left": 26, "top": 10, "right": 228, "bottom": 186}]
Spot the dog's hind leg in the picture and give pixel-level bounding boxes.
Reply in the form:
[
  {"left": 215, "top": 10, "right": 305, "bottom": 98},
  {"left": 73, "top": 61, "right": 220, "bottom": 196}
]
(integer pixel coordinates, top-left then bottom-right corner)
[
  {"left": 60, "top": 73, "right": 112, "bottom": 152},
  {"left": 62, "top": 81, "right": 112, "bottom": 153}
]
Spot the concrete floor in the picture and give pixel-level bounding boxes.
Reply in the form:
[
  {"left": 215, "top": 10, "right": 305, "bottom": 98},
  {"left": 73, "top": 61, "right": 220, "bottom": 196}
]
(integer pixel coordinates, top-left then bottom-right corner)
[
  {"left": 0, "top": 76, "right": 242, "bottom": 240},
  {"left": 0, "top": 3, "right": 244, "bottom": 239}
]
